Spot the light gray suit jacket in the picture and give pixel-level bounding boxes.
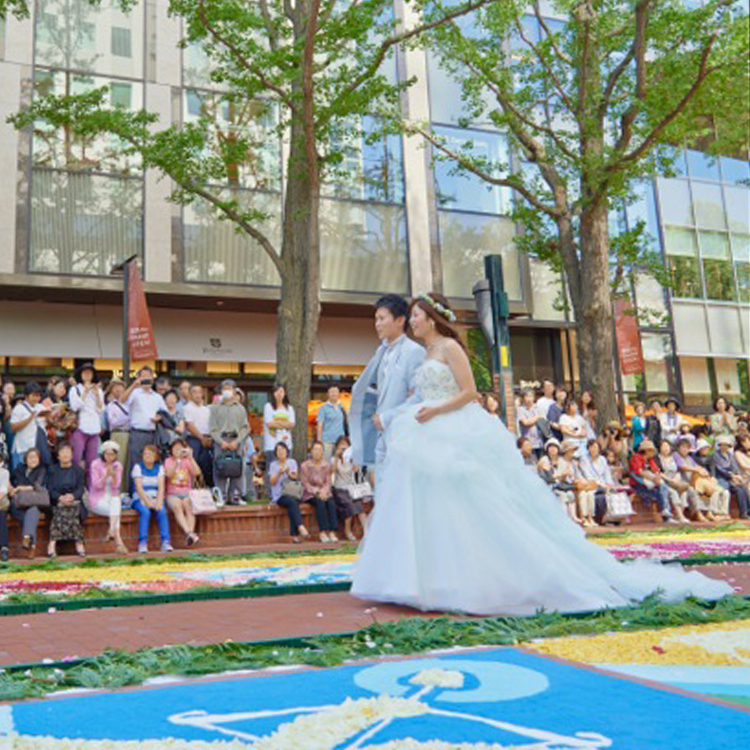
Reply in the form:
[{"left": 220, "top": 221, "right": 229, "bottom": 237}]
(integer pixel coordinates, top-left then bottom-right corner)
[{"left": 349, "top": 335, "right": 426, "bottom": 466}]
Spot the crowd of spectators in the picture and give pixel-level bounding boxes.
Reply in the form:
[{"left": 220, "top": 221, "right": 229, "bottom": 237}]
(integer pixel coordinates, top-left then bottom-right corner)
[
  {"left": 506, "top": 379, "right": 750, "bottom": 528},
  {"left": 1, "top": 365, "right": 748, "bottom": 560},
  {"left": 0, "top": 367, "right": 367, "bottom": 560}
]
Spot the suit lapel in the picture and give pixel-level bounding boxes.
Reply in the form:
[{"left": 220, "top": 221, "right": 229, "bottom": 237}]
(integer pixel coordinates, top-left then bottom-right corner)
[{"left": 379, "top": 337, "right": 405, "bottom": 405}]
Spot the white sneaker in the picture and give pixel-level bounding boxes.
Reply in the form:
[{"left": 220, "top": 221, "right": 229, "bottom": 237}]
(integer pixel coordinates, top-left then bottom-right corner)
[
  {"left": 328, "top": 533, "right": 339, "bottom": 542},
  {"left": 138, "top": 542, "right": 148, "bottom": 554},
  {"left": 161, "top": 541, "right": 174, "bottom": 552},
  {"left": 319, "top": 532, "right": 330, "bottom": 543}
]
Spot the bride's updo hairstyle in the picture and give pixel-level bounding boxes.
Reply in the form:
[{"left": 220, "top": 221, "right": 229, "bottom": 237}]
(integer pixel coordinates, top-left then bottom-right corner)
[{"left": 409, "top": 292, "right": 465, "bottom": 349}]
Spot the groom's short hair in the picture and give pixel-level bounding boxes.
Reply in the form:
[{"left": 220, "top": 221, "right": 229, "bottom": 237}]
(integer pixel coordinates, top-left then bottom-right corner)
[{"left": 375, "top": 294, "right": 409, "bottom": 329}]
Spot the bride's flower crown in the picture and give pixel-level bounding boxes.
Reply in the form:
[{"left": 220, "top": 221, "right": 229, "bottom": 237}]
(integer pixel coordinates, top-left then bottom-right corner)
[{"left": 418, "top": 294, "right": 457, "bottom": 323}]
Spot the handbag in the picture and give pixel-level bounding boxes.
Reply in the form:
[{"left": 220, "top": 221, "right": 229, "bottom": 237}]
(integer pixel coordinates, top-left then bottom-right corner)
[
  {"left": 16, "top": 487, "right": 51, "bottom": 509},
  {"left": 349, "top": 479, "right": 373, "bottom": 501},
  {"left": 190, "top": 486, "right": 217, "bottom": 515},
  {"left": 605, "top": 490, "right": 634, "bottom": 520},
  {"left": 281, "top": 478, "right": 304, "bottom": 500},
  {"left": 215, "top": 450, "right": 243, "bottom": 479}
]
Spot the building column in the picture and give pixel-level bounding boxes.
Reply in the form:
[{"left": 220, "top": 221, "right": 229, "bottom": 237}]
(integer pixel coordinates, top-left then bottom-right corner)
[{"left": 397, "top": 1, "right": 434, "bottom": 297}]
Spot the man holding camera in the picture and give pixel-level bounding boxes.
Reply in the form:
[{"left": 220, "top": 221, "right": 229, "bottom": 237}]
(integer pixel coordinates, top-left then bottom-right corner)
[
  {"left": 209, "top": 379, "right": 249, "bottom": 505},
  {"left": 122, "top": 366, "right": 167, "bottom": 480}
]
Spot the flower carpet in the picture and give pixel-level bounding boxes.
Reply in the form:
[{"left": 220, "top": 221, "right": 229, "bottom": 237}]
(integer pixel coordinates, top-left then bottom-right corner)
[
  {"left": 3, "top": 646, "right": 749, "bottom": 749},
  {"left": 528, "top": 618, "right": 750, "bottom": 707},
  {"left": 593, "top": 527, "right": 750, "bottom": 561},
  {"left": 0, "top": 555, "right": 356, "bottom": 603},
  {"left": 2, "top": 528, "right": 750, "bottom": 605}
]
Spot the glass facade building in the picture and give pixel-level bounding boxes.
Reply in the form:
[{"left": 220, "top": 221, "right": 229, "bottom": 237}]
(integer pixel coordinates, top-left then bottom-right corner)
[{"left": 0, "top": 1, "right": 747, "bottom": 406}]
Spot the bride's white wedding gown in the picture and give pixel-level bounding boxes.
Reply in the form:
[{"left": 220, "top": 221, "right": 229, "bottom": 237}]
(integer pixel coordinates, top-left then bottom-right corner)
[{"left": 351, "top": 359, "right": 733, "bottom": 615}]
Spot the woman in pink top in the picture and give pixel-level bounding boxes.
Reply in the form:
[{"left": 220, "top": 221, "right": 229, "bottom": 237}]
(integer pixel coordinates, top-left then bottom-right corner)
[
  {"left": 87, "top": 440, "right": 127, "bottom": 554},
  {"left": 164, "top": 438, "right": 201, "bottom": 546},
  {"left": 300, "top": 440, "right": 338, "bottom": 543}
]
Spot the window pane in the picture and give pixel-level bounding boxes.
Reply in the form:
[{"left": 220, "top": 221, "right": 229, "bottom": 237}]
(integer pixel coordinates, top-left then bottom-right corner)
[
  {"left": 723, "top": 185, "right": 750, "bottom": 234},
  {"left": 29, "top": 170, "right": 142, "bottom": 275},
  {"left": 663, "top": 226, "right": 698, "bottom": 256},
  {"left": 33, "top": 70, "right": 142, "bottom": 174},
  {"left": 687, "top": 149, "right": 720, "bottom": 181},
  {"left": 529, "top": 259, "right": 566, "bottom": 321},
  {"left": 699, "top": 231, "right": 730, "bottom": 259},
  {"left": 703, "top": 259, "right": 737, "bottom": 301},
  {"left": 679, "top": 356, "right": 712, "bottom": 407},
  {"left": 627, "top": 180, "right": 660, "bottom": 248},
  {"left": 183, "top": 92, "right": 280, "bottom": 190},
  {"left": 634, "top": 273, "right": 668, "bottom": 326},
  {"left": 323, "top": 117, "right": 405, "bottom": 204},
  {"left": 183, "top": 190, "right": 281, "bottom": 286},
  {"left": 35, "top": 0, "right": 144, "bottom": 79},
  {"left": 668, "top": 257, "right": 703, "bottom": 299},
  {"left": 641, "top": 333, "right": 671, "bottom": 393},
  {"left": 320, "top": 200, "right": 409, "bottom": 294},
  {"left": 433, "top": 127, "right": 511, "bottom": 215},
  {"left": 720, "top": 156, "right": 750, "bottom": 185},
  {"left": 691, "top": 182, "right": 726, "bottom": 230},
  {"left": 707, "top": 305, "right": 744, "bottom": 355},
  {"left": 673, "top": 303, "right": 709, "bottom": 353},
  {"left": 715, "top": 358, "right": 743, "bottom": 403},
  {"left": 438, "top": 212, "right": 521, "bottom": 300},
  {"left": 732, "top": 234, "right": 750, "bottom": 262},
  {"left": 656, "top": 178, "right": 693, "bottom": 226},
  {"left": 735, "top": 262, "right": 750, "bottom": 303}
]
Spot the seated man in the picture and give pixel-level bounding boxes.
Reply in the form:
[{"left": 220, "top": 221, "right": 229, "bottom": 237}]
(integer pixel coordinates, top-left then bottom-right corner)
[{"left": 629, "top": 440, "right": 677, "bottom": 524}]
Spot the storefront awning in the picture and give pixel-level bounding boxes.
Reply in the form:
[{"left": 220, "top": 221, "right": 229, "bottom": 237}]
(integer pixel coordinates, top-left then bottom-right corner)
[{"left": 0, "top": 301, "right": 379, "bottom": 367}]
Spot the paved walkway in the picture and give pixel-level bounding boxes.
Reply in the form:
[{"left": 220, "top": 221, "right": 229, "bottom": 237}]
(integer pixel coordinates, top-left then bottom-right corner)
[{"left": 1, "top": 563, "right": 748, "bottom": 667}]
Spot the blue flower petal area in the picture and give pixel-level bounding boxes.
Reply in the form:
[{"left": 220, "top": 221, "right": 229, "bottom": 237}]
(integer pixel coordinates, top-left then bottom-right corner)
[{"left": 5, "top": 648, "right": 750, "bottom": 748}]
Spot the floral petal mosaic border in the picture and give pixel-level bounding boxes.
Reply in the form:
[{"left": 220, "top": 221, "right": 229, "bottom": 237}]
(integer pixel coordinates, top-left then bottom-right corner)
[{"left": 2, "top": 528, "right": 749, "bottom": 602}]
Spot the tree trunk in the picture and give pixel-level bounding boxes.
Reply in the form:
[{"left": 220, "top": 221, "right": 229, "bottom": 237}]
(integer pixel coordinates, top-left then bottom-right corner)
[
  {"left": 574, "top": 200, "right": 619, "bottom": 428},
  {"left": 276, "top": 59, "right": 321, "bottom": 463}
]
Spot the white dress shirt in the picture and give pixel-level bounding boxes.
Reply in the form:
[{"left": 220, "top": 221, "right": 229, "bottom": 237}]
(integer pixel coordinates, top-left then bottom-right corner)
[{"left": 126, "top": 389, "right": 166, "bottom": 431}]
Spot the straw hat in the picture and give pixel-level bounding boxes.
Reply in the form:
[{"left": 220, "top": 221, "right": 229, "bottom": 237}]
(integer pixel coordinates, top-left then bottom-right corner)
[
  {"left": 695, "top": 439, "right": 711, "bottom": 452},
  {"left": 560, "top": 440, "right": 578, "bottom": 454},
  {"left": 638, "top": 439, "right": 656, "bottom": 453}
]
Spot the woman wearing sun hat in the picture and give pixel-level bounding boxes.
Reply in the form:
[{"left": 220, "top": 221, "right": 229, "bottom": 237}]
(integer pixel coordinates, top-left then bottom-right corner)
[{"left": 86, "top": 439, "right": 128, "bottom": 554}]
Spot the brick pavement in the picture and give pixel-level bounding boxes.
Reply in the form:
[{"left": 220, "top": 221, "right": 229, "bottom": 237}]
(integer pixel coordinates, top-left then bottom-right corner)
[{"left": 1, "top": 563, "right": 747, "bottom": 667}]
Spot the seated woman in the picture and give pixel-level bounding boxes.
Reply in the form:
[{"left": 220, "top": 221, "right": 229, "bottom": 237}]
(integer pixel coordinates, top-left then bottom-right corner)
[
  {"left": 578, "top": 438, "right": 634, "bottom": 526},
  {"left": 559, "top": 401, "right": 588, "bottom": 458},
  {"left": 0, "top": 453, "right": 10, "bottom": 561},
  {"left": 673, "top": 438, "right": 715, "bottom": 523},
  {"left": 331, "top": 436, "right": 370, "bottom": 542},
  {"left": 694, "top": 439, "right": 731, "bottom": 521},
  {"left": 268, "top": 442, "right": 309, "bottom": 543},
  {"left": 713, "top": 435, "right": 750, "bottom": 519},
  {"left": 9, "top": 448, "right": 49, "bottom": 559},
  {"left": 164, "top": 438, "right": 201, "bottom": 547},
  {"left": 517, "top": 436, "right": 538, "bottom": 474},
  {"left": 301, "top": 440, "right": 339, "bottom": 543},
  {"left": 628, "top": 439, "right": 676, "bottom": 524},
  {"left": 657, "top": 439, "right": 692, "bottom": 524},
  {"left": 131, "top": 444, "right": 172, "bottom": 554},
  {"left": 537, "top": 438, "right": 580, "bottom": 523},
  {"left": 736, "top": 434, "right": 750, "bottom": 504},
  {"left": 47, "top": 442, "right": 86, "bottom": 558},
  {"left": 87, "top": 440, "right": 128, "bottom": 554}
]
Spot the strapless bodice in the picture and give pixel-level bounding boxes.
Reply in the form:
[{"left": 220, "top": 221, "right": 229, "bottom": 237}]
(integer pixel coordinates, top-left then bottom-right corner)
[{"left": 415, "top": 359, "right": 461, "bottom": 401}]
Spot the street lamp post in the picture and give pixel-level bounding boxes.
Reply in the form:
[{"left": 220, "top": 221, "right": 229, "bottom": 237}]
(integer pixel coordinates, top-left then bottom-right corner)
[
  {"left": 110, "top": 254, "right": 138, "bottom": 382},
  {"left": 472, "top": 254, "right": 515, "bottom": 429}
]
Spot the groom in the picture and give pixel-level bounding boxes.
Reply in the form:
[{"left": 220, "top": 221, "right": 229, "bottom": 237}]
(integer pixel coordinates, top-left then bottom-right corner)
[{"left": 350, "top": 294, "right": 426, "bottom": 471}]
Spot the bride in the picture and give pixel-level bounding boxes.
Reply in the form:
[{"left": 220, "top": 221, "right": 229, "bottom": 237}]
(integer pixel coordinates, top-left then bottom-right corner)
[{"left": 351, "top": 293, "right": 732, "bottom": 616}]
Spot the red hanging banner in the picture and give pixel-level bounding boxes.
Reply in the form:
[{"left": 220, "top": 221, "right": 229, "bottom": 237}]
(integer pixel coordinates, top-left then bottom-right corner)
[
  {"left": 127, "top": 261, "right": 159, "bottom": 361},
  {"left": 613, "top": 298, "right": 644, "bottom": 376}
]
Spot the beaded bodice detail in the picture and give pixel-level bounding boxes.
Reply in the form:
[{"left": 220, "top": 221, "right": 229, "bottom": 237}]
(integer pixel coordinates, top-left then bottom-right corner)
[{"left": 415, "top": 359, "right": 461, "bottom": 401}]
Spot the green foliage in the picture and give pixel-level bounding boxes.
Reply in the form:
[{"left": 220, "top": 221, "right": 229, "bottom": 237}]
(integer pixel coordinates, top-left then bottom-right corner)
[
  {"left": 418, "top": 0, "right": 749, "bottom": 294},
  {"left": 1, "top": 594, "right": 748, "bottom": 700}
]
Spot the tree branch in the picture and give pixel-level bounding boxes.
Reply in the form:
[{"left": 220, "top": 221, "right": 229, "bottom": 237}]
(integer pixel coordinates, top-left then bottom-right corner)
[
  {"left": 417, "top": 125, "right": 559, "bottom": 218},
  {"left": 613, "top": 32, "right": 720, "bottom": 170},
  {"left": 532, "top": 1, "right": 571, "bottom": 65},
  {"left": 322, "top": 0, "right": 502, "bottom": 119},
  {"left": 196, "top": 0, "right": 298, "bottom": 114},
  {"left": 258, "top": 0, "right": 280, "bottom": 53},
  {"left": 514, "top": 14, "right": 576, "bottom": 115}
]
